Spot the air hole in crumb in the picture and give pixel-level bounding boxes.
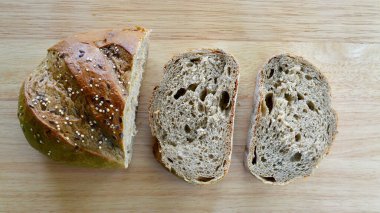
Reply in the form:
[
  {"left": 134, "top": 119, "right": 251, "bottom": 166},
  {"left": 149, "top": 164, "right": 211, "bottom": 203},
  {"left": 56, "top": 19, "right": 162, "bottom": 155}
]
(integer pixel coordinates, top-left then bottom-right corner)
[
  {"left": 186, "top": 62, "right": 193, "bottom": 67},
  {"left": 187, "top": 83, "right": 198, "bottom": 91},
  {"left": 252, "top": 147, "right": 257, "bottom": 165},
  {"left": 305, "top": 75, "right": 312, "bottom": 80},
  {"left": 279, "top": 148, "right": 289, "bottom": 154},
  {"left": 327, "top": 124, "right": 330, "bottom": 135},
  {"left": 261, "top": 176, "right": 276, "bottom": 182},
  {"left": 297, "top": 92, "right": 304, "bottom": 100},
  {"left": 198, "top": 103, "right": 205, "bottom": 112},
  {"left": 189, "top": 100, "right": 194, "bottom": 106},
  {"left": 187, "top": 137, "right": 194, "bottom": 143},
  {"left": 197, "top": 177, "right": 214, "bottom": 182},
  {"left": 209, "top": 154, "right": 214, "bottom": 159},
  {"left": 184, "top": 125, "right": 191, "bottom": 133},
  {"left": 214, "top": 78, "right": 218, "bottom": 84},
  {"left": 295, "top": 133, "right": 301, "bottom": 142},
  {"left": 223, "top": 160, "right": 227, "bottom": 166},
  {"left": 200, "top": 89, "right": 208, "bottom": 101},
  {"left": 284, "top": 93, "right": 292, "bottom": 103},
  {"left": 174, "top": 88, "right": 186, "bottom": 99},
  {"left": 265, "top": 93, "right": 274, "bottom": 114},
  {"left": 167, "top": 158, "right": 173, "bottom": 163},
  {"left": 307, "top": 101, "right": 316, "bottom": 112},
  {"left": 261, "top": 156, "right": 267, "bottom": 162},
  {"left": 227, "top": 67, "right": 231, "bottom": 76},
  {"left": 190, "top": 58, "right": 201, "bottom": 64},
  {"left": 167, "top": 91, "right": 173, "bottom": 96},
  {"left": 290, "top": 152, "right": 302, "bottom": 162},
  {"left": 219, "top": 91, "right": 230, "bottom": 111},
  {"left": 303, "top": 109, "right": 307, "bottom": 113},
  {"left": 285, "top": 69, "right": 289, "bottom": 74},
  {"left": 268, "top": 68, "right": 274, "bottom": 78},
  {"left": 279, "top": 66, "right": 283, "bottom": 72}
]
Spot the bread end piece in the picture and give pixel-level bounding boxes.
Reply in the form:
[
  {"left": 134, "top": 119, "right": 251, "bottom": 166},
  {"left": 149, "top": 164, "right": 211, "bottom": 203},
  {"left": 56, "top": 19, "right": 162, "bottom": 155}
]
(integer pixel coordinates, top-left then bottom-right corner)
[{"left": 17, "top": 26, "right": 150, "bottom": 168}]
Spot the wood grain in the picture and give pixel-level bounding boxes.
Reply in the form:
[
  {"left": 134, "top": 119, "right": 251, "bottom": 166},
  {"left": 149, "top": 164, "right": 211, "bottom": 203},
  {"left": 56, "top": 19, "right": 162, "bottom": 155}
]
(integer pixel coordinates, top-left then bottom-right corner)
[{"left": 1, "top": 1, "right": 380, "bottom": 212}]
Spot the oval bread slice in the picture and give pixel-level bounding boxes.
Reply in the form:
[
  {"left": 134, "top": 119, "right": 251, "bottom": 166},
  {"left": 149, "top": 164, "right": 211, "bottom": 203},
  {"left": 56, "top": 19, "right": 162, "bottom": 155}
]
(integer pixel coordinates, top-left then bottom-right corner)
[
  {"left": 245, "top": 54, "right": 338, "bottom": 185},
  {"left": 149, "top": 49, "right": 239, "bottom": 184}
]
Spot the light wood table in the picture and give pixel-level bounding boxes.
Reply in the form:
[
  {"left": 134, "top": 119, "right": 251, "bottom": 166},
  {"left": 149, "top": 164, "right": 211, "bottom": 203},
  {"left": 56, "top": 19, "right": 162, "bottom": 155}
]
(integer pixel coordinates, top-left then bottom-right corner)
[{"left": 1, "top": 1, "right": 380, "bottom": 212}]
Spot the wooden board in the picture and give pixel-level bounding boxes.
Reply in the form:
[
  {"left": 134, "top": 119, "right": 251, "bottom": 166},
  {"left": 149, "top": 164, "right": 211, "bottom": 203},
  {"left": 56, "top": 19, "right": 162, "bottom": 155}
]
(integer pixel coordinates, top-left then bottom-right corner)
[{"left": 1, "top": 0, "right": 380, "bottom": 212}]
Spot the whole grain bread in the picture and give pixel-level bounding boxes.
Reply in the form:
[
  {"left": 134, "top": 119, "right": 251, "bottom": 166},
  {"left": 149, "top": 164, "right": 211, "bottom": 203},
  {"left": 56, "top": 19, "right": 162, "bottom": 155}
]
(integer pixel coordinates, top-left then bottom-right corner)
[
  {"left": 149, "top": 49, "right": 239, "bottom": 184},
  {"left": 245, "top": 54, "right": 338, "bottom": 185},
  {"left": 17, "top": 26, "right": 150, "bottom": 168}
]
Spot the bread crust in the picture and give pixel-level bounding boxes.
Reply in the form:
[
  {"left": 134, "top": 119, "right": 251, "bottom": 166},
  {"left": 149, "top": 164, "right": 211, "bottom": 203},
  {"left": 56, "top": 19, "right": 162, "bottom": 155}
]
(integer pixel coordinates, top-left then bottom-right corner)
[
  {"left": 245, "top": 54, "right": 338, "bottom": 185},
  {"left": 149, "top": 49, "right": 239, "bottom": 184},
  {"left": 18, "top": 26, "right": 150, "bottom": 168}
]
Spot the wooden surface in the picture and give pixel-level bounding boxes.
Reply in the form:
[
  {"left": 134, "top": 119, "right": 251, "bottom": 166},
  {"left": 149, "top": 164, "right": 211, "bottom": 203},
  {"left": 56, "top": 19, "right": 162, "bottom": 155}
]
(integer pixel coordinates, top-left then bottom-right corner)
[{"left": 1, "top": 0, "right": 380, "bottom": 212}]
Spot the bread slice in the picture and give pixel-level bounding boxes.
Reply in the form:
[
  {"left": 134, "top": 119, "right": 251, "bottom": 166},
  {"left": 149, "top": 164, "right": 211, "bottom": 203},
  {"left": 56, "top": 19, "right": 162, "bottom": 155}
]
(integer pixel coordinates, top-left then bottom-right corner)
[
  {"left": 245, "top": 54, "right": 337, "bottom": 185},
  {"left": 17, "top": 27, "right": 150, "bottom": 168},
  {"left": 149, "top": 49, "right": 239, "bottom": 184}
]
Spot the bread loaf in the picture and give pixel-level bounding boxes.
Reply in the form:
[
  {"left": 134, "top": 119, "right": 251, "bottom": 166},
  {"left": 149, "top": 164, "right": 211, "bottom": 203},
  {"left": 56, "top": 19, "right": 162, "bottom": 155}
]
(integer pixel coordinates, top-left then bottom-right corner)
[
  {"left": 245, "top": 54, "right": 337, "bottom": 184},
  {"left": 17, "top": 27, "right": 150, "bottom": 168},
  {"left": 149, "top": 49, "right": 239, "bottom": 184}
]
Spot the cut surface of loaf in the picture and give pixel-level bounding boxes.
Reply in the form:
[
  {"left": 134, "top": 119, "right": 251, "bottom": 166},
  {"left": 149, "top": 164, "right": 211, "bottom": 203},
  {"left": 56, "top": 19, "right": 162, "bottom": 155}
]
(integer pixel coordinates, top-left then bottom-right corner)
[
  {"left": 246, "top": 54, "right": 337, "bottom": 185},
  {"left": 17, "top": 27, "right": 150, "bottom": 168},
  {"left": 149, "top": 49, "right": 239, "bottom": 184}
]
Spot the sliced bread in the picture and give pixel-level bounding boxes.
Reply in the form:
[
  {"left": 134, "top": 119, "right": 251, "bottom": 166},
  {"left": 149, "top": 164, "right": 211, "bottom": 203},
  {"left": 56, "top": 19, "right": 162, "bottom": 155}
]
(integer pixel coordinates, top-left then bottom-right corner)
[
  {"left": 149, "top": 49, "right": 239, "bottom": 184},
  {"left": 245, "top": 54, "right": 338, "bottom": 185}
]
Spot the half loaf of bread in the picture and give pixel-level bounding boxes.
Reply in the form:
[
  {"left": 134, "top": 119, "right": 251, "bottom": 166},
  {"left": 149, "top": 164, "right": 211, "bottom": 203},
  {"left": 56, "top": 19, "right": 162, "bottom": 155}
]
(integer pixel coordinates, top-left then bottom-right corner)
[{"left": 17, "top": 27, "right": 150, "bottom": 168}]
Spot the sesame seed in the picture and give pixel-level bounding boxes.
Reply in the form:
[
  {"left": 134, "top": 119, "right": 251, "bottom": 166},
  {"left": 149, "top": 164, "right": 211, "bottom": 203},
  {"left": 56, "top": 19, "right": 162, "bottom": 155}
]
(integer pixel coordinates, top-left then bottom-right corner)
[
  {"left": 110, "top": 104, "right": 114, "bottom": 108},
  {"left": 42, "top": 115, "right": 46, "bottom": 119},
  {"left": 106, "top": 108, "right": 110, "bottom": 112},
  {"left": 91, "top": 135, "right": 94, "bottom": 139},
  {"left": 65, "top": 137, "right": 69, "bottom": 140},
  {"left": 89, "top": 84, "right": 93, "bottom": 87},
  {"left": 74, "top": 143, "right": 77, "bottom": 146},
  {"left": 115, "top": 109, "right": 119, "bottom": 112},
  {"left": 81, "top": 134, "right": 84, "bottom": 138},
  {"left": 64, "top": 121, "right": 68, "bottom": 125},
  {"left": 91, "top": 129, "right": 95, "bottom": 132},
  {"left": 98, "top": 141, "right": 102, "bottom": 144},
  {"left": 98, "top": 78, "right": 102, "bottom": 81},
  {"left": 98, "top": 146, "right": 102, "bottom": 149},
  {"left": 69, "top": 122, "right": 72, "bottom": 125},
  {"left": 48, "top": 151, "right": 51, "bottom": 156},
  {"left": 80, "top": 88, "right": 84, "bottom": 91},
  {"left": 65, "top": 117, "right": 69, "bottom": 121},
  {"left": 39, "top": 140, "right": 43, "bottom": 144}
]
